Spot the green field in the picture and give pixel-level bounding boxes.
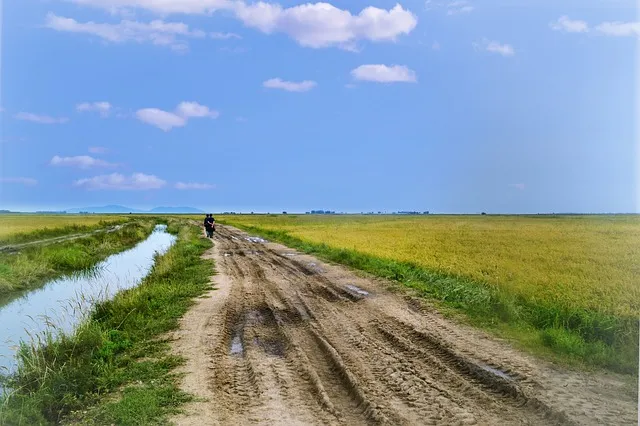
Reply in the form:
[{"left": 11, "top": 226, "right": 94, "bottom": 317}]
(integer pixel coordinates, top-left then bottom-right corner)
[
  {"left": 0, "top": 214, "right": 130, "bottom": 244},
  {"left": 219, "top": 214, "right": 640, "bottom": 372}
]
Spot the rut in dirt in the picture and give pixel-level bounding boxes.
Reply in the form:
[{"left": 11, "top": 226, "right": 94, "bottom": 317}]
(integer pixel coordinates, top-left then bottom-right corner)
[{"left": 171, "top": 225, "right": 638, "bottom": 426}]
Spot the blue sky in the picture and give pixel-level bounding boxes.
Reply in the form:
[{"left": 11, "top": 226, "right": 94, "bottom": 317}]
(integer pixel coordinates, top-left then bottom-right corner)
[{"left": 0, "top": 0, "right": 638, "bottom": 213}]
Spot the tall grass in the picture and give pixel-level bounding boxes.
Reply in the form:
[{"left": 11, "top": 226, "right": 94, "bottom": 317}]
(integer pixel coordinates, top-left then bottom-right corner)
[
  {"left": 0, "top": 220, "right": 212, "bottom": 424},
  {"left": 0, "top": 221, "right": 156, "bottom": 296},
  {"left": 229, "top": 223, "right": 639, "bottom": 374}
]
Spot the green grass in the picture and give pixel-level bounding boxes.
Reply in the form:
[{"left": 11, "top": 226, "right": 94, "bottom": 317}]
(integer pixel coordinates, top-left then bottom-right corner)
[
  {"left": 0, "top": 220, "right": 157, "bottom": 298},
  {"left": 0, "top": 219, "right": 213, "bottom": 425},
  {"left": 227, "top": 223, "right": 638, "bottom": 375}
]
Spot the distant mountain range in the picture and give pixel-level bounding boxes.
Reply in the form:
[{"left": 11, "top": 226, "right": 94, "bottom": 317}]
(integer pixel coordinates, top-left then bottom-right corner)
[{"left": 65, "top": 205, "right": 205, "bottom": 214}]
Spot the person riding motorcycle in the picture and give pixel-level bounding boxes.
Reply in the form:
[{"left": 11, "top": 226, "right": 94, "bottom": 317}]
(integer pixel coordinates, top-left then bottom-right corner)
[{"left": 204, "top": 214, "right": 215, "bottom": 238}]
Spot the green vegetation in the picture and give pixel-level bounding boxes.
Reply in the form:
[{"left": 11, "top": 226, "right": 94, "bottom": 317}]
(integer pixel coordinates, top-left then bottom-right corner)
[
  {"left": 0, "top": 220, "right": 213, "bottom": 425},
  {"left": 220, "top": 216, "right": 639, "bottom": 375},
  {"left": 0, "top": 215, "right": 131, "bottom": 244},
  {"left": 0, "top": 221, "right": 156, "bottom": 298}
]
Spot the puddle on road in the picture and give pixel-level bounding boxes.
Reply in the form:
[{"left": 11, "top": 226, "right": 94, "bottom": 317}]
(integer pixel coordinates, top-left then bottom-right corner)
[
  {"left": 230, "top": 335, "right": 244, "bottom": 356},
  {"left": 479, "top": 364, "right": 514, "bottom": 381},
  {"left": 0, "top": 225, "right": 176, "bottom": 375},
  {"left": 245, "top": 236, "right": 268, "bottom": 244},
  {"left": 345, "top": 284, "right": 370, "bottom": 296}
]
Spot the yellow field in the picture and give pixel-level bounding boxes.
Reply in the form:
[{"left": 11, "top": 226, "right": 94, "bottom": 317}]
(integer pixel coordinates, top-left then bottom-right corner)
[
  {"left": 0, "top": 215, "right": 129, "bottom": 240},
  {"left": 220, "top": 215, "right": 640, "bottom": 317}
]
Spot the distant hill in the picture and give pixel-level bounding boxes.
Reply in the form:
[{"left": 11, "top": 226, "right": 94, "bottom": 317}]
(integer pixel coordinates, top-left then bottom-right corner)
[
  {"left": 149, "top": 206, "right": 205, "bottom": 213},
  {"left": 65, "top": 205, "right": 204, "bottom": 214}
]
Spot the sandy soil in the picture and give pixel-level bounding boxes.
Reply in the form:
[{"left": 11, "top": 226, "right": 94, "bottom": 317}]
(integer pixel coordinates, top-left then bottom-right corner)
[{"left": 170, "top": 225, "right": 638, "bottom": 425}]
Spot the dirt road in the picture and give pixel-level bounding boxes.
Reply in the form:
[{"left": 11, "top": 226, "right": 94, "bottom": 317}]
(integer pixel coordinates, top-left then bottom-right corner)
[{"left": 170, "top": 225, "right": 637, "bottom": 425}]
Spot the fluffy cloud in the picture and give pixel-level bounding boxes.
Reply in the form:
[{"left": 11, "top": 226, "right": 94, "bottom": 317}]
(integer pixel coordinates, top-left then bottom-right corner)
[
  {"left": 595, "top": 21, "right": 640, "bottom": 37},
  {"left": 136, "top": 101, "right": 218, "bottom": 131},
  {"left": 175, "top": 182, "right": 215, "bottom": 190},
  {"left": 233, "top": 2, "right": 417, "bottom": 49},
  {"left": 175, "top": 101, "right": 220, "bottom": 118},
  {"left": 473, "top": 38, "right": 515, "bottom": 57},
  {"left": 50, "top": 155, "right": 117, "bottom": 169},
  {"left": 77, "top": 101, "right": 112, "bottom": 117},
  {"left": 14, "top": 112, "right": 69, "bottom": 124},
  {"left": 136, "top": 109, "right": 186, "bottom": 131},
  {"left": 45, "top": 13, "right": 206, "bottom": 51},
  {"left": 550, "top": 16, "right": 589, "bottom": 33},
  {"left": 74, "top": 172, "right": 166, "bottom": 190},
  {"left": 55, "top": 1, "right": 418, "bottom": 50},
  {"left": 263, "top": 78, "right": 317, "bottom": 92},
  {"left": 0, "top": 177, "right": 38, "bottom": 186},
  {"left": 350, "top": 64, "right": 417, "bottom": 83}
]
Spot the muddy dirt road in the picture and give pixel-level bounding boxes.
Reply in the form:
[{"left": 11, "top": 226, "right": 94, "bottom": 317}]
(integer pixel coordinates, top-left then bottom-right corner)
[{"left": 171, "top": 225, "right": 637, "bottom": 425}]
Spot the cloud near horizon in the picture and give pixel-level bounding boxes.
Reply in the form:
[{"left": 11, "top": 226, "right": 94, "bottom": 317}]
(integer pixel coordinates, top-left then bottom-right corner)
[
  {"left": 74, "top": 173, "right": 167, "bottom": 190},
  {"left": 175, "top": 182, "right": 216, "bottom": 190}
]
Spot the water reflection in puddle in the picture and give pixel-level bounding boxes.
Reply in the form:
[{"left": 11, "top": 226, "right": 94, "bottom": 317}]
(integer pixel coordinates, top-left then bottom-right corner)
[
  {"left": 345, "top": 284, "right": 370, "bottom": 296},
  {"left": 0, "top": 225, "right": 176, "bottom": 375}
]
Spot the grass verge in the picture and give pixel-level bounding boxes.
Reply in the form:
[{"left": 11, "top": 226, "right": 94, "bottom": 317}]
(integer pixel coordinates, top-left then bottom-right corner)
[
  {"left": 0, "top": 220, "right": 213, "bottom": 425},
  {"left": 0, "top": 220, "right": 157, "bottom": 298},
  {"left": 229, "top": 223, "right": 638, "bottom": 375}
]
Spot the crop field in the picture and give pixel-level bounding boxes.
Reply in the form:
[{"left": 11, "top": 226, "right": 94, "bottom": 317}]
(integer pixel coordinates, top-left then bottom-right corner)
[
  {"left": 219, "top": 214, "right": 640, "bottom": 371},
  {"left": 0, "top": 214, "right": 130, "bottom": 242},
  {"left": 219, "top": 214, "right": 639, "bottom": 317}
]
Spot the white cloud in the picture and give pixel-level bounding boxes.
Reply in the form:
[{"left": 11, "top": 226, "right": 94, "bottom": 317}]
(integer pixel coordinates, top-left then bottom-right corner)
[
  {"left": 550, "top": 16, "right": 589, "bottom": 33},
  {"left": 14, "top": 112, "right": 69, "bottom": 124},
  {"left": 45, "top": 13, "right": 206, "bottom": 51},
  {"left": 88, "top": 146, "right": 108, "bottom": 154},
  {"left": 232, "top": 2, "right": 417, "bottom": 49},
  {"left": 595, "top": 21, "right": 640, "bottom": 37},
  {"left": 263, "top": 78, "right": 317, "bottom": 92},
  {"left": 175, "top": 101, "right": 220, "bottom": 118},
  {"left": 74, "top": 172, "right": 166, "bottom": 190},
  {"left": 210, "top": 31, "right": 242, "bottom": 39},
  {"left": 0, "top": 177, "right": 37, "bottom": 186},
  {"left": 136, "top": 101, "right": 218, "bottom": 131},
  {"left": 175, "top": 182, "right": 215, "bottom": 190},
  {"left": 77, "top": 101, "right": 112, "bottom": 117},
  {"left": 67, "top": 0, "right": 231, "bottom": 15},
  {"left": 473, "top": 38, "right": 515, "bottom": 57},
  {"left": 351, "top": 64, "right": 417, "bottom": 83},
  {"left": 136, "top": 108, "right": 186, "bottom": 131},
  {"left": 56, "top": 1, "right": 418, "bottom": 50},
  {"left": 50, "top": 155, "right": 118, "bottom": 169}
]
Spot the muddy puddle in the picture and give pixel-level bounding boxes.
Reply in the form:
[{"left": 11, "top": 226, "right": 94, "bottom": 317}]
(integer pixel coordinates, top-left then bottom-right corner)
[{"left": 0, "top": 225, "right": 176, "bottom": 375}]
